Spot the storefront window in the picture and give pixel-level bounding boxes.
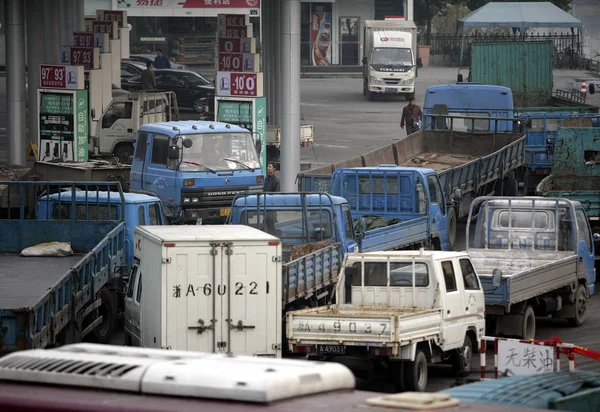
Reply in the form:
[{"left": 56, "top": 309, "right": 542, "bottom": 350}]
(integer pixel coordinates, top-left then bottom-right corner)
[{"left": 129, "top": 17, "right": 259, "bottom": 66}]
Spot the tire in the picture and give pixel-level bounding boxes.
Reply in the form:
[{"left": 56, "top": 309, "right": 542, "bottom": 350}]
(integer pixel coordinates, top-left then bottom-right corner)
[
  {"left": 451, "top": 335, "right": 473, "bottom": 374},
  {"left": 392, "top": 361, "right": 406, "bottom": 393},
  {"left": 502, "top": 177, "right": 518, "bottom": 197},
  {"left": 404, "top": 349, "right": 428, "bottom": 392},
  {"left": 521, "top": 305, "right": 536, "bottom": 340},
  {"left": 366, "top": 90, "right": 374, "bottom": 101},
  {"left": 447, "top": 207, "right": 457, "bottom": 250},
  {"left": 113, "top": 144, "right": 135, "bottom": 165},
  {"left": 91, "top": 288, "right": 117, "bottom": 344},
  {"left": 193, "top": 98, "right": 206, "bottom": 114},
  {"left": 363, "top": 82, "right": 367, "bottom": 97},
  {"left": 568, "top": 283, "right": 588, "bottom": 327}
]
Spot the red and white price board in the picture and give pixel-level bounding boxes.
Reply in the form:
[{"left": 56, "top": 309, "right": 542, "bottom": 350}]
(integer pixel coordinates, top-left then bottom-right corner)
[
  {"left": 96, "top": 10, "right": 127, "bottom": 27},
  {"left": 217, "top": 25, "right": 253, "bottom": 39},
  {"left": 218, "top": 37, "right": 256, "bottom": 54},
  {"left": 73, "top": 32, "right": 109, "bottom": 53},
  {"left": 217, "top": 14, "right": 250, "bottom": 27},
  {"left": 216, "top": 72, "right": 264, "bottom": 97},
  {"left": 40, "top": 65, "right": 84, "bottom": 90},
  {"left": 59, "top": 46, "right": 100, "bottom": 70},
  {"left": 218, "top": 53, "right": 259, "bottom": 73},
  {"left": 92, "top": 21, "right": 119, "bottom": 40}
]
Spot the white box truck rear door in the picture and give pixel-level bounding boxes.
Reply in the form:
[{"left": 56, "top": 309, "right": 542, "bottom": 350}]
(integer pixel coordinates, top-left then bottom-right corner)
[
  {"left": 165, "top": 244, "right": 222, "bottom": 353},
  {"left": 226, "top": 242, "right": 281, "bottom": 357}
]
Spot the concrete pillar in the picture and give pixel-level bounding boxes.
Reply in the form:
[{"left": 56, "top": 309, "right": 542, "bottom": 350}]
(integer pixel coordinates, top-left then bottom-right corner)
[
  {"left": 74, "top": 0, "right": 85, "bottom": 32},
  {"left": 65, "top": 0, "right": 73, "bottom": 45},
  {"left": 58, "top": 0, "right": 67, "bottom": 46},
  {"left": 5, "top": 0, "right": 27, "bottom": 166},
  {"left": 43, "top": 0, "right": 60, "bottom": 64},
  {"left": 280, "top": 0, "right": 301, "bottom": 192},
  {"left": 27, "top": 0, "right": 44, "bottom": 154},
  {"left": 273, "top": 0, "right": 281, "bottom": 126},
  {"left": 262, "top": 0, "right": 272, "bottom": 124}
]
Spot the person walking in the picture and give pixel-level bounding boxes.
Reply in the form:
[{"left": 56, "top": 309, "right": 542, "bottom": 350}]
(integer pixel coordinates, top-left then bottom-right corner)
[
  {"left": 264, "top": 163, "right": 280, "bottom": 192},
  {"left": 400, "top": 98, "right": 423, "bottom": 135},
  {"left": 140, "top": 62, "right": 156, "bottom": 90},
  {"left": 154, "top": 49, "right": 171, "bottom": 69}
]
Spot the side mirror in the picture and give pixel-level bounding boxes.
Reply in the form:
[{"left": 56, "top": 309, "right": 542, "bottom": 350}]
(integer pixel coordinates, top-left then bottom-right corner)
[
  {"left": 362, "top": 56, "right": 367, "bottom": 65},
  {"left": 417, "top": 57, "right": 422, "bottom": 68},
  {"left": 453, "top": 188, "right": 462, "bottom": 200},
  {"left": 168, "top": 145, "right": 180, "bottom": 160},
  {"left": 590, "top": 83, "right": 596, "bottom": 95},
  {"left": 358, "top": 216, "right": 368, "bottom": 234},
  {"left": 457, "top": 73, "right": 464, "bottom": 83},
  {"left": 255, "top": 138, "right": 262, "bottom": 155},
  {"left": 91, "top": 108, "right": 96, "bottom": 120},
  {"left": 526, "top": 118, "right": 532, "bottom": 129},
  {"left": 593, "top": 233, "right": 600, "bottom": 241},
  {"left": 492, "top": 269, "right": 503, "bottom": 287}
]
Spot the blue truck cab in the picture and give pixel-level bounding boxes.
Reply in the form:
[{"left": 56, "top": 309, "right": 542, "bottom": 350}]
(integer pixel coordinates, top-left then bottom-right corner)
[
  {"left": 130, "top": 120, "right": 264, "bottom": 224},
  {"left": 229, "top": 192, "right": 358, "bottom": 258},
  {"left": 423, "top": 84, "right": 515, "bottom": 132},
  {"left": 329, "top": 165, "right": 451, "bottom": 250},
  {"left": 38, "top": 191, "right": 166, "bottom": 269}
]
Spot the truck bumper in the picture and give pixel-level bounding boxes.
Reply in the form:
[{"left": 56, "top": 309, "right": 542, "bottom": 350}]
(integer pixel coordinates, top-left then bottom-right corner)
[
  {"left": 183, "top": 206, "right": 231, "bottom": 224},
  {"left": 368, "top": 84, "right": 415, "bottom": 95}
]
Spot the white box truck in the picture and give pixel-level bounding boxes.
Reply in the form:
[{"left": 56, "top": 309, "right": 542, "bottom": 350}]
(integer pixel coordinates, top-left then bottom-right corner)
[
  {"left": 362, "top": 20, "right": 418, "bottom": 101},
  {"left": 125, "top": 225, "right": 283, "bottom": 357}
]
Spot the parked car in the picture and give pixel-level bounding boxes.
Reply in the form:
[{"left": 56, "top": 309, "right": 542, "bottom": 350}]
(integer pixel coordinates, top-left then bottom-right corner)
[
  {"left": 121, "top": 60, "right": 147, "bottom": 81},
  {"left": 121, "top": 69, "right": 215, "bottom": 113},
  {"left": 129, "top": 54, "right": 188, "bottom": 70}
]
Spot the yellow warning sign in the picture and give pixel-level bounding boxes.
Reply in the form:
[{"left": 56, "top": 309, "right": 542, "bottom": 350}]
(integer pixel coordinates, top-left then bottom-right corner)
[{"left": 26, "top": 141, "right": 38, "bottom": 161}]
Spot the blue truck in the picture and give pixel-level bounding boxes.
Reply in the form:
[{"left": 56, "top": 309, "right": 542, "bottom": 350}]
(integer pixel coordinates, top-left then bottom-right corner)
[
  {"left": 519, "top": 112, "right": 600, "bottom": 193},
  {"left": 465, "top": 196, "right": 595, "bottom": 340},
  {"left": 299, "top": 87, "right": 526, "bottom": 243},
  {"left": 130, "top": 120, "right": 264, "bottom": 224},
  {"left": 536, "top": 127, "right": 600, "bottom": 266},
  {"left": 228, "top": 165, "right": 453, "bottom": 310},
  {"left": 0, "top": 182, "right": 128, "bottom": 354}
]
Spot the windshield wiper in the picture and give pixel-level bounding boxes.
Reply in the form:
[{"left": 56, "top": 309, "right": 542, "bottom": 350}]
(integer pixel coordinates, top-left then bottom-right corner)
[
  {"left": 181, "top": 160, "right": 216, "bottom": 173},
  {"left": 223, "top": 158, "right": 252, "bottom": 170}
]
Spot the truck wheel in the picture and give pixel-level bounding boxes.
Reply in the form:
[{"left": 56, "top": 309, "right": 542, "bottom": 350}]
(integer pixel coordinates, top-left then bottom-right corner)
[
  {"left": 451, "top": 336, "right": 473, "bottom": 374},
  {"left": 447, "top": 207, "right": 457, "bottom": 250},
  {"left": 404, "top": 349, "right": 428, "bottom": 392},
  {"left": 91, "top": 288, "right": 117, "bottom": 344},
  {"left": 363, "top": 82, "right": 367, "bottom": 96},
  {"left": 521, "top": 305, "right": 536, "bottom": 340},
  {"left": 114, "top": 144, "right": 134, "bottom": 165},
  {"left": 193, "top": 98, "right": 206, "bottom": 114},
  {"left": 568, "top": 284, "right": 588, "bottom": 327},
  {"left": 366, "top": 90, "right": 374, "bottom": 101},
  {"left": 502, "top": 177, "right": 518, "bottom": 197}
]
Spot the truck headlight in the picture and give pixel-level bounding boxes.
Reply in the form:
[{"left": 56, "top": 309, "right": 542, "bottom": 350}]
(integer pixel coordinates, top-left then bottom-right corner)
[
  {"left": 183, "top": 197, "right": 191, "bottom": 203},
  {"left": 192, "top": 197, "right": 199, "bottom": 203},
  {"left": 401, "top": 78, "right": 415, "bottom": 85},
  {"left": 369, "top": 76, "right": 384, "bottom": 85}
]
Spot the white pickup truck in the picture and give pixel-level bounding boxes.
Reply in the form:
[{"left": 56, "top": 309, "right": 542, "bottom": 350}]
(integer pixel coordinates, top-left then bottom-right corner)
[{"left": 286, "top": 250, "right": 486, "bottom": 392}]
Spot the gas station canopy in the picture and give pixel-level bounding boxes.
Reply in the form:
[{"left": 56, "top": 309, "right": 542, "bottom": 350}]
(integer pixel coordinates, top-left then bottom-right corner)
[{"left": 457, "top": 2, "right": 583, "bottom": 31}]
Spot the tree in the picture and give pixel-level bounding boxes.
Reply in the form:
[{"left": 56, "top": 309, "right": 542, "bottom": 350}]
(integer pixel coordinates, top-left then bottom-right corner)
[
  {"left": 415, "top": 0, "right": 464, "bottom": 44},
  {"left": 463, "top": 0, "right": 571, "bottom": 12}
]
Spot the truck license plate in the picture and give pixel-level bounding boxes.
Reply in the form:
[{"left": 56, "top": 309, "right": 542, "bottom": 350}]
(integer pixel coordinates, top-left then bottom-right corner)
[
  {"left": 318, "top": 345, "right": 345, "bottom": 354},
  {"left": 385, "top": 88, "right": 396, "bottom": 93},
  {"left": 220, "top": 208, "right": 231, "bottom": 217}
]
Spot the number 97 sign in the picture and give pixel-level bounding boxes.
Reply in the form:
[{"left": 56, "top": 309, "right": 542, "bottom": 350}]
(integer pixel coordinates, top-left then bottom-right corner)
[{"left": 216, "top": 72, "right": 264, "bottom": 97}]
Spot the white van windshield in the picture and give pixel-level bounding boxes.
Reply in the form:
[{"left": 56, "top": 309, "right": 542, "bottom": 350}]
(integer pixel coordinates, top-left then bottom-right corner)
[{"left": 372, "top": 48, "right": 412, "bottom": 66}]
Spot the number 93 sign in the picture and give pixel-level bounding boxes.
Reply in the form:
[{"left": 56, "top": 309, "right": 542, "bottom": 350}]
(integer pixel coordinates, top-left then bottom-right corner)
[{"left": 216, "top": 72, "right": 264, "bottom": 97}]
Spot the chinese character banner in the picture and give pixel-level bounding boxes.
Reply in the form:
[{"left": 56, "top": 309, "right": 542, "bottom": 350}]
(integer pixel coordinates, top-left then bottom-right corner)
[{"left": 118, "top": 0, "right": 260, "bottom": 8}]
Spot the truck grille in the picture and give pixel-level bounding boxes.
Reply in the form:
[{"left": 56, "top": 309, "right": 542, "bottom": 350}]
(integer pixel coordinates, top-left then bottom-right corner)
[{"left": 182, "top": 186, "right": 262, "bottom": 209}]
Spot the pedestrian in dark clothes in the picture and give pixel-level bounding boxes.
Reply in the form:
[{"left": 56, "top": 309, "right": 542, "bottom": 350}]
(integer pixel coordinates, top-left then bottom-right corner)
[
  {"left": 400, "top": 98, "right": 423, "bottom": 135},
  {"left": 141, "top": 62, "right": 156, "bottom": 90},
  {"left": 264, "top": 163, "right": 280, "bottom": 192},
  {"left": 154, "top": 49, "right": 171, "bottom": 69}
]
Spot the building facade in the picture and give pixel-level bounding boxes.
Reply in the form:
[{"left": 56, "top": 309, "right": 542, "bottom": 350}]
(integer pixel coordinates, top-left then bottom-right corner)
[{"left": 84, "top": 0, "right": 409, "bottom": 67}]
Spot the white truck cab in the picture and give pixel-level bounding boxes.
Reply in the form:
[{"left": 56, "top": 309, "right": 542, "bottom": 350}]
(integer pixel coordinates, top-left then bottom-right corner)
[
  {"left": 287, "top": 250, "right": 485, "bottom": 392},
  {"left": 363, "top": 20, "right": 418, "bottom": 101},
  {"left": 90, "top": 91, "right": 179, "bottom": 163}
]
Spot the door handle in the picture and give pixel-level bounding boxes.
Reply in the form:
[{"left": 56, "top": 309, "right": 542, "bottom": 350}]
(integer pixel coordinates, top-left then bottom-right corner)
[{"left": 231, "top": 320, "right": 255, "bottom": 331}]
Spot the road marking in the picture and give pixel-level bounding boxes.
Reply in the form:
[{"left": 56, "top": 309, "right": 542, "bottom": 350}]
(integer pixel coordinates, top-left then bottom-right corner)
[{"left": 314, "top": 144, "right": 349, "bottom": 149}]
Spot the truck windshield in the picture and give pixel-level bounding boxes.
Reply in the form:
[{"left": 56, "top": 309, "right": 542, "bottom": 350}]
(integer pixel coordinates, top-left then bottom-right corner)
[
  {"left": 371, "top": 47, "right": 412, "bottom": 66},
  {"left": 240, "top": 209, "right": 333, "bottom": 242},
  {"left": 178, "top": 132, "right": 260, "bottom": 172}
]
